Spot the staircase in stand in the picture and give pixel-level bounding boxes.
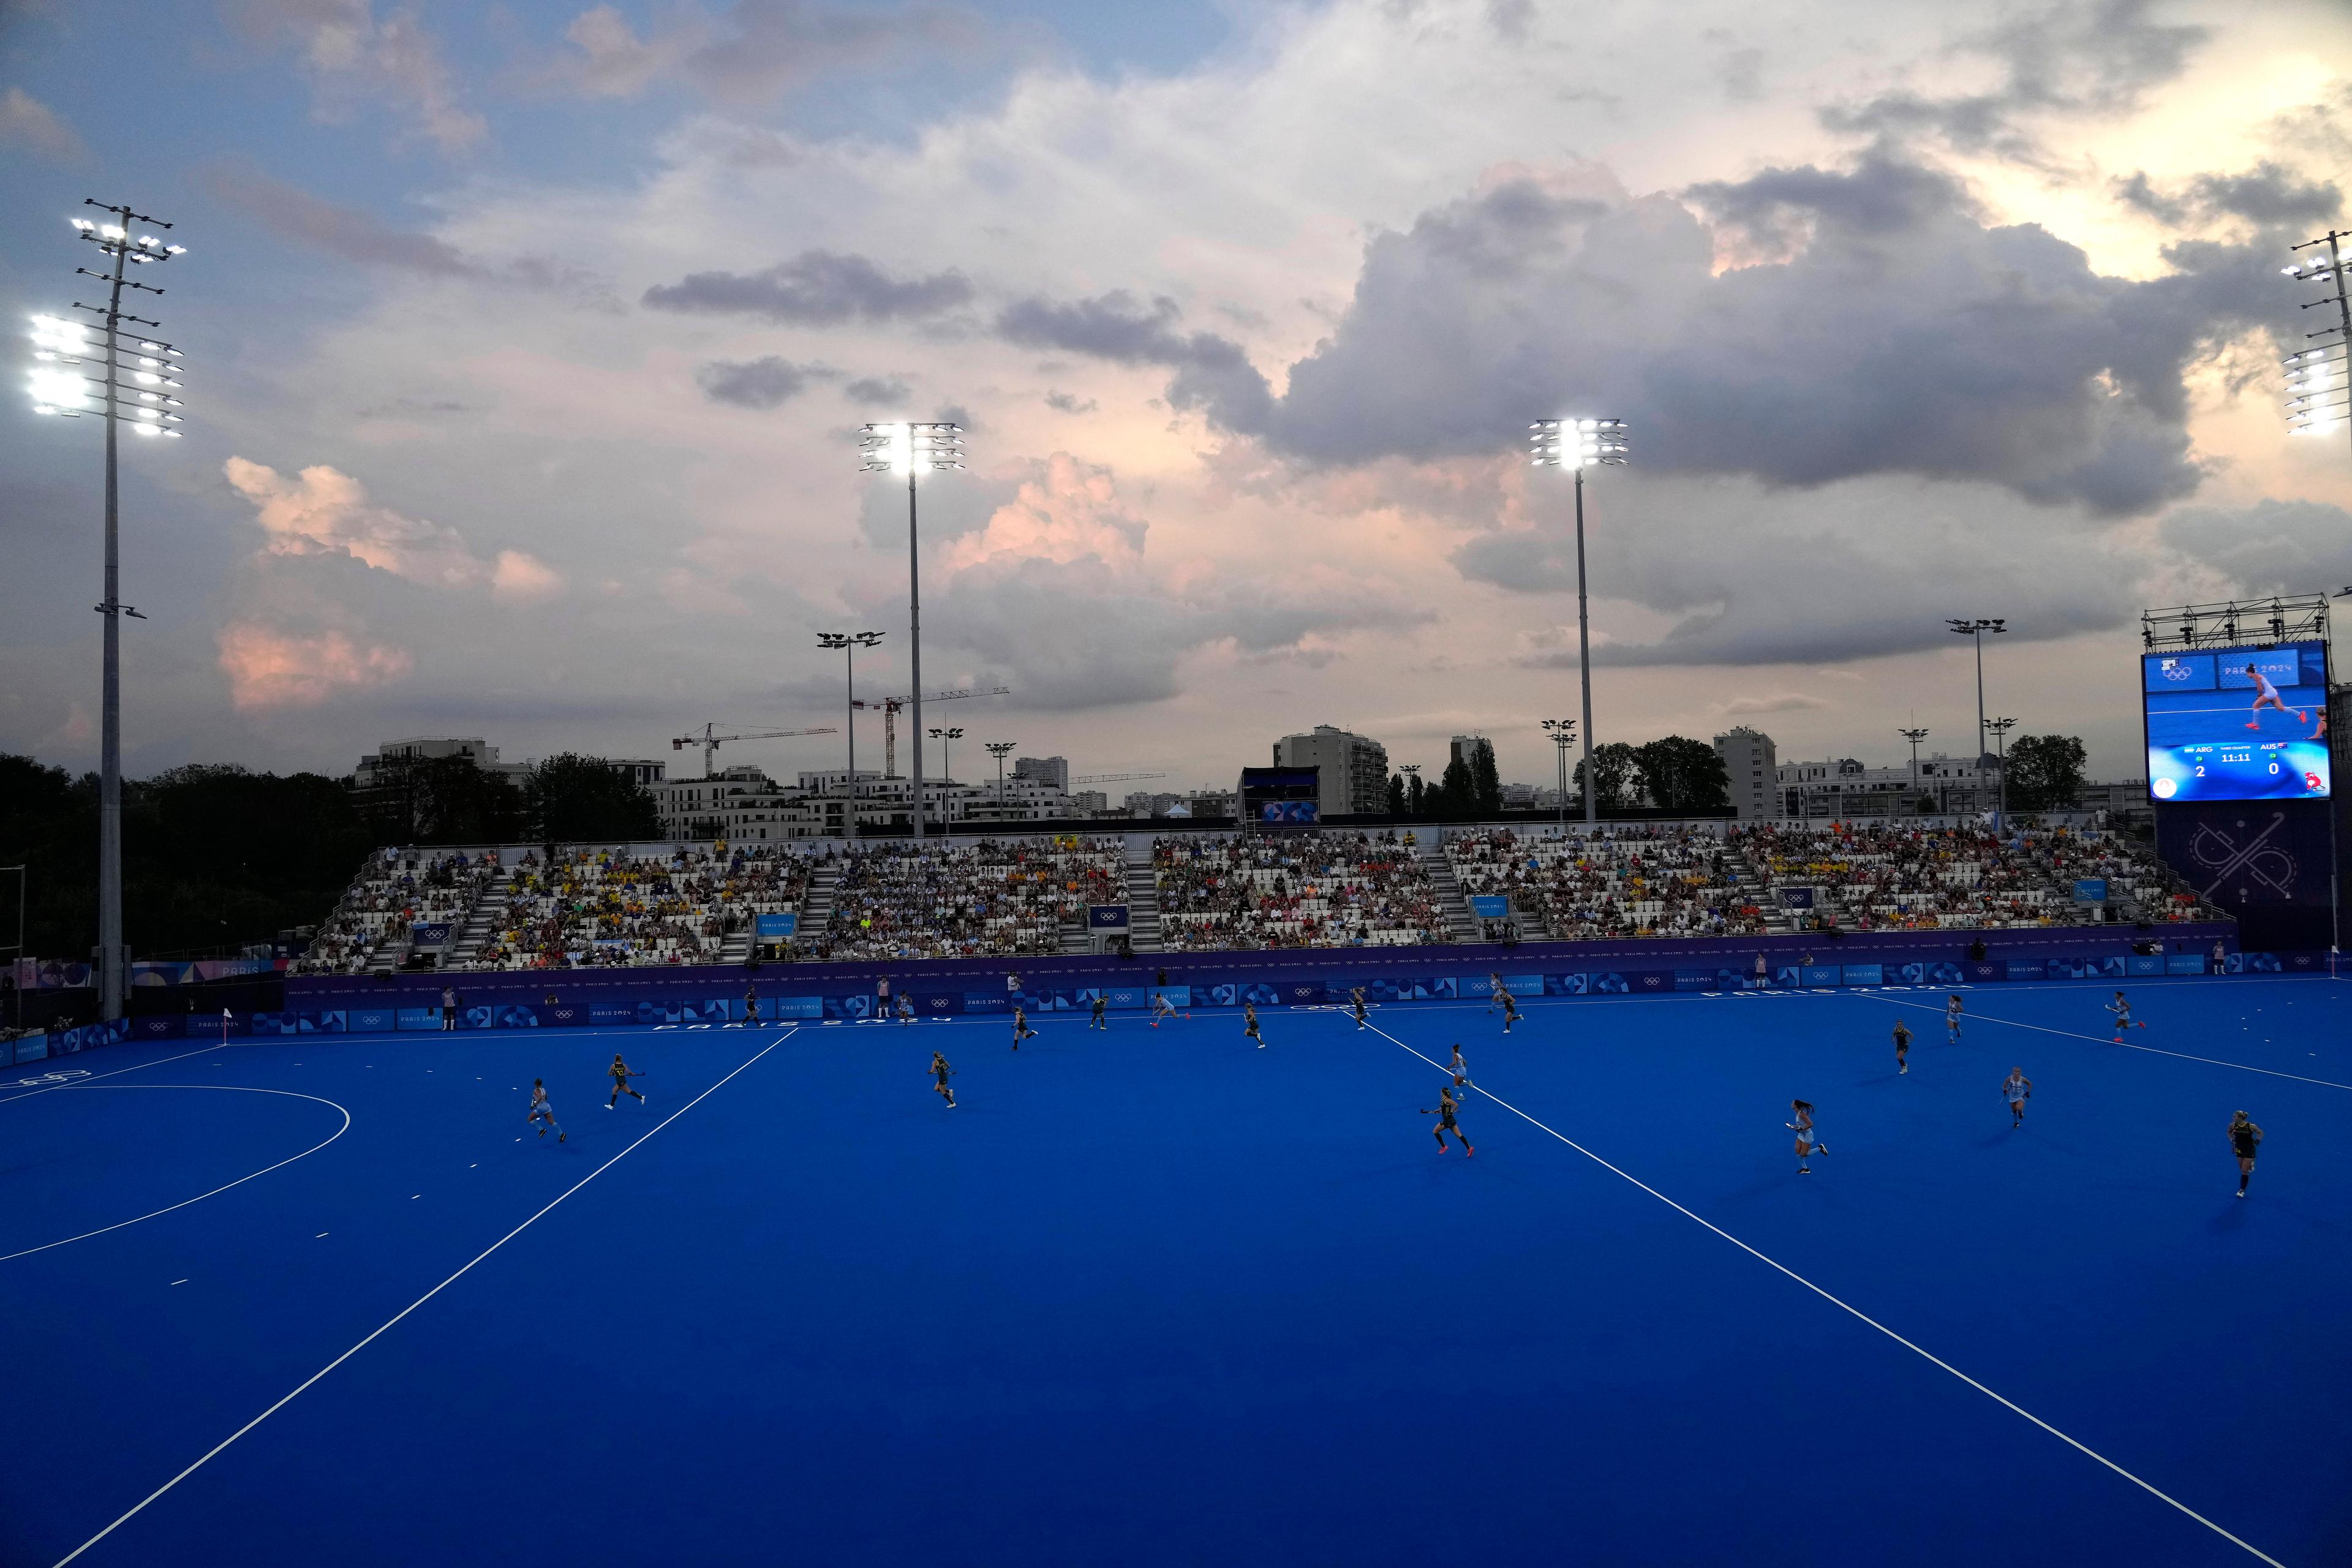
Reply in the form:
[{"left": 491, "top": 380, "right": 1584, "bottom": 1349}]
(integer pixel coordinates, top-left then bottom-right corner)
[
  {"left": 446, "top": 867, "right": 514, "bottom": 968},
  {"left": 796, "top": 864, "right": 840, "bottom": 946},
  {"left": 1121, "top": 845, "right": 1164, "bottom": 952},
  {"left": 1420, "top": 841, "right": 1487, "bottom": 944}
]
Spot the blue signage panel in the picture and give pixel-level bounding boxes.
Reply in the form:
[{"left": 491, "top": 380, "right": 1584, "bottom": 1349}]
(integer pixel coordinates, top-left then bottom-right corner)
[
  {"left": 2072, "top": 879, "right": 2107, "bottom": 903},
  {"left": 1780, "top": 887, "right": 1814, "bottom": 910},
  {"left": 1469, "top": 895, "right": 1511, "bottom": 919},
  {"left": 1088, "top": 905, "right": 1131, "bottom": 929},
  {"left": 754, "top": 913, "right": 798, "bottom": 939}
]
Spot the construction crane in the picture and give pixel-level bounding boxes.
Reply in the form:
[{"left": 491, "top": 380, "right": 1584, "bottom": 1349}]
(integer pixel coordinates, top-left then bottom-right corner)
[
  {"left": 1071, "top": 772, "right": 1169, "bottom": 785},
  {"left": 850, "top": 687, "right": 1011, "bottom": 778},
  {"left": 669, "top": 722, "right": 839, "bottom": 780}
]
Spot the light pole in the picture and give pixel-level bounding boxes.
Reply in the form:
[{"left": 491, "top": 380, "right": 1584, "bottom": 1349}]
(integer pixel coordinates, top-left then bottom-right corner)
[
  {"left": 817, "top": 631, "right": 882, "bottom": 837},
  {"left": 28, "top": 201, "right": 189, "bottom": 1022},
  {"left": 1400, "top": 763, "right": 1422, "bottom": 819},
  {"left": 1530, "top": 418, "right": 1628, "bottom": 827},
  {"left": 929, "top": 726, "right": 963, "bottom": 790},
  {"left": 1947, "top": 617, "right": 2006, "bottom": 792},
  {"left": 1898, "top": 725, "right": 1929, "bottom": 816},
  {"left": 2283, "top": 233, "right": 2351, "bottom": 459},
  {"left": 1, "top": 863, "right": 24, "bottom": 1030},
  {"left": 1542, "top": 718, "right": 1577, "bottom": 827},
  {"left": 1987, "top": 717, "right": 2016, "bottom": 832},
  {"left": 860, "top": 422, "right": 963, "bottom": 840},
  {"left": 985, "top": 741, "right": 1016, "bottom": 816}
]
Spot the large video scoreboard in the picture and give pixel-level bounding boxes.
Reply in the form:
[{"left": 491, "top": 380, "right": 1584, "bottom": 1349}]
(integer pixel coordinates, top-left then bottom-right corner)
[{"left": 2143, "top": 640, "right": 2331, "bottom": 803}]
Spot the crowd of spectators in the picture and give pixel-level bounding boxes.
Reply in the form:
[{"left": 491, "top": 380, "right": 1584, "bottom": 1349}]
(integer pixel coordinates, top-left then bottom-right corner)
[
  {"left": 293, "top": 850, "right": 499, "bottom": 975},
  {"left": 472, "top": 843, "right": 812, "bottom": 970},
  {"left": 2022, "top": 827, "right": 2217, "bottom": 924},
  {"left": 1447, "top": 826, "right": 1768, "bottom": 940},
  {"left": 1733, "top": 823, "right": 2060, "bottom": 930},
  {"left": 1155, "top": 832, "right": 1450, "bottom": 950},
  {"left": 806, "top": 836, "right": 1124, "bottom": 962}
]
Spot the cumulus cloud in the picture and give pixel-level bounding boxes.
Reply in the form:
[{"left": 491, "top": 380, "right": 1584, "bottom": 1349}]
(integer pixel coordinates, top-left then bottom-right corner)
[
  {"left": 1172, "top": 153, "right": 2299, "bottom": 516},
  {"left": 217, "top": 623, "right": 413, "bottom": 711},
  {"left": 0, "top": 88, "right": 88, "bottom": 163},
  {"left": 225, "top": 0, "right": 486, "bottom": 152},
  {"left": 224, "top": 458, "right": 561, "bottom": 601},
  {"left": 1817, "top": 0, "right": 2209, "bottom": 163},
  {"left": 696, "top": 356, "right": 821, "bottom": 408},
  {"left": 1462, "top": 472, "right": 2152, "bottom": 667},
  {"left": 643, "top": 249, "right": 972, "bottom": 324},
  {"left": 843, "top": 374, "right": 911, "bottom": 404},
  {"left": 2113, "top": 162, "right": 2342, "bottom": 230},
  {"left": 905, "top": 454, "right": 1418, "bottom": 709},
  {"left": 2159, "top": 500, "right": 2352, "bottom": 595},
  {"left": 536, "top": 0, "right": 981, "bottom": 104}
]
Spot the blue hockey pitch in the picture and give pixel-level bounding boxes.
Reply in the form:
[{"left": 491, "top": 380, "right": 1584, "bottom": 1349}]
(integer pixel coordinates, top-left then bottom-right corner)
[{"left": 5, "top": 975, "right": 2348, "bottom": 1566}]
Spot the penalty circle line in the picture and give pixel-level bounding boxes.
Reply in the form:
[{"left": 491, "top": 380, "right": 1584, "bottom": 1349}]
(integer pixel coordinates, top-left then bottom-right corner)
[
  {"left": 50, "top": 1027, "right": 796, "bottom": 1568},
  {"left": 1360, "top": 1017, "right": 2285, "bottom": 1568},
  {"left": 0, "top": 1041, "right": 256, "bottom": 1106},
  {"left": 1853, "top": 993, "right": 2352, "bottom": 1090},
  {"left": 0, "top": 1085, "right": 353, "bottom": 1264}
]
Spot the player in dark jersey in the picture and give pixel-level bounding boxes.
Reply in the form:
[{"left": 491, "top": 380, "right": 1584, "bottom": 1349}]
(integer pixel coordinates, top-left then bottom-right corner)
[
  {"left": 1422, "top": 1085, "right": 1474, "bottom": 1155},
  {"left": 1089, "top": 993, "right": 1108, "bottom": 1031},
  {"left": 1893, "top": 1019, "right": 1911, "bottom": 1075},
  {"left": 1011, "top": 1005, "right": 1038, "bottom": 1050},
  {"left": 1350, "top": 986, "right": 1368, "bottom": 1030},
  {"left": 930, "top": 1052, "right": 957, "bottom": 1108},
  {"left": 1243, "top": 1002, "right": 1266, "bottom": 1049},
  {"left": 1498, "top": 986, "right": 1521, "bottom": 1034},
  {"left": 2229, "top": 1110, "right": 2262, "bottom": 1196},
  {"left": 606, "top": 1053, "right": 646, "bottom": 1109}
]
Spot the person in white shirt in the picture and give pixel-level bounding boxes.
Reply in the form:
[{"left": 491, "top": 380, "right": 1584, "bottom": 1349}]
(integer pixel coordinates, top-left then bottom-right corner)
[
  {"left": 526, "top": 1079, "right": 564, "bottom": 1142},
  {"left": 2243, "top": 663, "right": 2305, "bottom": 729},
  {"left": 2002, "top": 1068, "right": 2033, "bottom": 1127}
]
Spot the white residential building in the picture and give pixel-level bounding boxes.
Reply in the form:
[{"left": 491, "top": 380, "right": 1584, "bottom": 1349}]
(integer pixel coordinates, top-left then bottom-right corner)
[
  {"left": 1713, "top": 727, "right": 1777, "bottom": 820},
  {"left": 1274, "top": 724, "right": 1391, "bottom": 818}
]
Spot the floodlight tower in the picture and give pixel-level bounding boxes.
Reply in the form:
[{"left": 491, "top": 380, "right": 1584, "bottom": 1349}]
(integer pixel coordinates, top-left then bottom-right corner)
[
  {"left": 929, "top": 726, "right": 963, "bottom": 790},
  {"left": 1946, "top": 617, "right": 2006, "bottom": 778},
  {"left": 817, "top": 630, "right": 883, "bottom": 832},
  {"left": 1529, "top": 418, "right": 1628, "bottom": 826},
  {"left": 28, "top": 200, "right": 189, "bottom": 1022},
  {"left": 1541, "top": 718, "right": 1577, "bottom": 826},
  {"left": 1400, "top": 762, "right": 1422, "bottom": 818},
  {"left": 985, "top": 741, "right": 1016, "bottom": 810},
  {"left": 1987, "top": 717, "right": 2018, "bottom": 831},
  {"left": 1898, "top": 725, "right": 1930, "bottom": 814},
  {"left": 860, "top": 422, "right": 963, "bottom": 839},
  {"left": 2283, "top": 232, "right": 2352, "bottom": 459}
]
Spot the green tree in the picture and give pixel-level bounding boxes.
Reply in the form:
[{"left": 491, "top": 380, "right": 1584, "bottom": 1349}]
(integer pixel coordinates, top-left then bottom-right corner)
[
  {"left": 1428, "top": 756, "right": 1479, "bottom": 821},
  {"left": 1633, "top": 736, "right": 1732, "bottom": 812},
  {"left": 2003, "top": 734, "right": 2087, "bottom": 812},
  {"left": 1573, "top": 742, "right": 1642, "bottom": 812},
  {"left": 398, "top": 755, "right": 525, "bottom": 844},
  {"left": 1385, "top": 774, "right": 1407, "bottom": 815},
  {"left": 1469, "top": 742, "right": 1503, "bottom": 817},
  {"left": 526, "top": 754, "right": 661, "bottom": 843},
  {"left": 1404, "top": 772, "right": 1425, "bottom": 817}
]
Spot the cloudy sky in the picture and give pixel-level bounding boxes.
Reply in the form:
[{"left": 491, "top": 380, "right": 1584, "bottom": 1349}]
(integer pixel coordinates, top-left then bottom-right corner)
[{"left": 2, "top": 0, "right": 2348, "bottom": 793}]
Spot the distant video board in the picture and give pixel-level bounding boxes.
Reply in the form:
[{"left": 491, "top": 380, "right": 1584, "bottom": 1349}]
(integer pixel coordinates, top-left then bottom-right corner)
[
  {"left": 2144, "top": 641, "right": 2330, "bottom": 802},
  {"left": 1258, "top": 801, "right": 1319, "bottom": 824}
]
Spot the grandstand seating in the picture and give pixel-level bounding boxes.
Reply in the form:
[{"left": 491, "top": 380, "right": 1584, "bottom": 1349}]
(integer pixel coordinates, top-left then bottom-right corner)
[
  {"left": 804, "top": 837, "right": 1124, "bottom": 961},
  {"left": 1154, "top": 832, "right": 1450, "bottom": 950},
  {"left": 292, "top": 849, "right": 499, "bottom": 975},
  {"left": 471, "top": 843, "right": 812, "bottom": 970},
  {"left": 1447, "top": 826, "right": 1768, "bottom": 939}
]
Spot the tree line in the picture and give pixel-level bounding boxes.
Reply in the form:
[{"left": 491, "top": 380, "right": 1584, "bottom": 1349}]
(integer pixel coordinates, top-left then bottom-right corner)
[
  {"left": 1380, "top": 734, "right": 1735, "bottom": 820},
  {"left": 0, "top": 752, "right": 659, "bottom": 963}
]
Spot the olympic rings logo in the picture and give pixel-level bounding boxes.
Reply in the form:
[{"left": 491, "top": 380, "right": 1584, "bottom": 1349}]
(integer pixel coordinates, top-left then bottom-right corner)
[{"left": 12, "top": 1069, "right": 91, "bottom": 1088}]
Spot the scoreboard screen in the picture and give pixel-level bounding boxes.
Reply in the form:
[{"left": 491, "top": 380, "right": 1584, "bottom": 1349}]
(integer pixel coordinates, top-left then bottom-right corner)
[{"left": 2144, "top": 641, "right": 2330, "bottom": 802}]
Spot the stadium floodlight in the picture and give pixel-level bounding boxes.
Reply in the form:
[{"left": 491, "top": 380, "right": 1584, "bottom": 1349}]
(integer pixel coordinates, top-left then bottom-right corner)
[
  {"left": 25, "top": 200, "right": 189, "bottom": 1024},
  {"left": 859, "top": 421, "right": 964, "bottom": 840},
  {"left": 1898, "top": 726, "right": 1931, "bottom": 813},
  {"left": 1540, "top": 718, "right": 1577, "bottom": 827},
  {"left": 984, "top": 741, "right": 1017, "bottom": 811},
  {"left": 2282, "top": 231, "right": 2352, "bottom": 457},
  {"left": 1986, "top": 717, "right": 2018, "bottom": 832},
  {"left": 1530, "top": 417, "right": 1629, "bottom": 826},
  {"left": 927, "top": 726, "right": 964, "bottom": 791},
  {"left": 818, "top": 631, "right": 884, "bottom": 832},
  {"left": 1947, "top": 618, "right": 2005, "bottom": 780}
]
